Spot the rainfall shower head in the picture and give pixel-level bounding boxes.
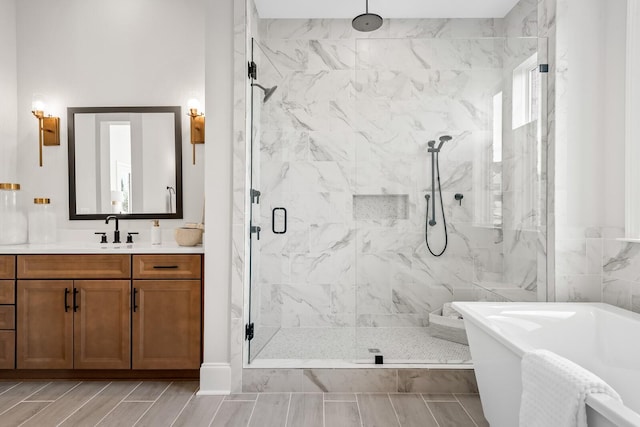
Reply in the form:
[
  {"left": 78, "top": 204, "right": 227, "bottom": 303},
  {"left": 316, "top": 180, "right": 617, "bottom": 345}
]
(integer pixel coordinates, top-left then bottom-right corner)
[
  {"left": 252, "top": 83, "right": 278, "bottom": 103},
  {"left": 352, "top": 0, "right": 383, "bottom": 32}
]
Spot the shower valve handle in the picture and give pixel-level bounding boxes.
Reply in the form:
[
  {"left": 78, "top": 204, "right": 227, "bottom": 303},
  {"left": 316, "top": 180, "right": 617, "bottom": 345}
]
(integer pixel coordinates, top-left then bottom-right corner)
[{"left": 454, "top": 193, "right": 464, "bottom": 206}]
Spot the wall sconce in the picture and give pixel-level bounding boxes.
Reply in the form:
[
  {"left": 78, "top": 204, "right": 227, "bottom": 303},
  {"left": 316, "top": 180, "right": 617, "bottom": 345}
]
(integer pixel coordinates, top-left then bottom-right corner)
[
  {"left": 31, "top": 96, "right": 60, "bottom": 167},
  {"left": 187, "top": 98, "right": 205, "bottom": 165}
]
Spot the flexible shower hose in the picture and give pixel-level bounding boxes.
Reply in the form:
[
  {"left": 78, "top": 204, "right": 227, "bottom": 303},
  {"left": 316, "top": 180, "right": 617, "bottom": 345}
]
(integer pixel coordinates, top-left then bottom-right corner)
[{"left": 425, "top": 151, "right": 448, "bottom": 257}]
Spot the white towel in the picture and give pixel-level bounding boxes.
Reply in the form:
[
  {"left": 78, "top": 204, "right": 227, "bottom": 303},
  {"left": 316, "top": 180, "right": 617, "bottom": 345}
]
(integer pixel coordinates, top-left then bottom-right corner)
[{"left": 519, "top": 349, "right": 622, "bottom": 427}]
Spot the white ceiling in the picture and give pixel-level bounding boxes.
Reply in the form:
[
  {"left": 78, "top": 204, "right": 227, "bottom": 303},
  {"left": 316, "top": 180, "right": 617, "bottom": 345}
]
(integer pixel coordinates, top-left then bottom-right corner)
[{"left": 254, "top": 0, "right": 522, "bottom": 19}]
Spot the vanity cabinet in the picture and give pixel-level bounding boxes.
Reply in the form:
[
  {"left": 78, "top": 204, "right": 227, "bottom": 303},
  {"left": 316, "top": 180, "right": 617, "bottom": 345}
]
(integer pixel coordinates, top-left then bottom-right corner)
[
  {"left": 16, "top": 255, "right": 131, "bottom": 370},
  {"left": 7, "top": 253, "right": 202, "bottom": 375},
  {"left": 0, "top": 254, "right": 203, "bottom": 378},
  {"left": 0, "top": 255, "right": 16, "bottom": 369},
  {"left": 132, "top": 255, "right": 201, "bottom": 369}
]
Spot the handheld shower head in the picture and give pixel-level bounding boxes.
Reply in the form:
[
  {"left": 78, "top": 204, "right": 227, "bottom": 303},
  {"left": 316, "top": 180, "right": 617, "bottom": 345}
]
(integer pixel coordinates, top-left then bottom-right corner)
[
  {"left": 436, "top": 135, "right": 452, "bottom": 150},
  {"left": 252, "top": 83, "right": 278, "bottom": 103}
]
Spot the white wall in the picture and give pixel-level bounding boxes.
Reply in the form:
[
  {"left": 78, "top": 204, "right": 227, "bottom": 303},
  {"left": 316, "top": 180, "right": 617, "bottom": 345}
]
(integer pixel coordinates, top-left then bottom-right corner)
[
  {"left": 199, "top": 0, "right": 234, "bottom": 394},
  {"left": 14, "top": 0, "right": 205, "bottom": 232},
  {"left": 0, "top": 0, "right": 18, "bottom": 183},
  {"left": 564, "top": 0, "right": 626, "bottom": 228},
  {"left": 554, "top": 0, "right": 636, "bottom": 308}
]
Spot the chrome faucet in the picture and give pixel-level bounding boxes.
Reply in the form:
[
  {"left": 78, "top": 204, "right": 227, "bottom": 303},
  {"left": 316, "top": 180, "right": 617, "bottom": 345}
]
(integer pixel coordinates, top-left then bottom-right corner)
[{"left": 105, "top": 215, "right": 120, "bottom": 243}]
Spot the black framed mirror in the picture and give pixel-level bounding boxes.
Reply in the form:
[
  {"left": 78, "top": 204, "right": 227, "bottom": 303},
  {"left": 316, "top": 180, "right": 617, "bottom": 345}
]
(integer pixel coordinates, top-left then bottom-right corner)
[{"left": 67, "top": 106, "right": 183, "bottom": 220}]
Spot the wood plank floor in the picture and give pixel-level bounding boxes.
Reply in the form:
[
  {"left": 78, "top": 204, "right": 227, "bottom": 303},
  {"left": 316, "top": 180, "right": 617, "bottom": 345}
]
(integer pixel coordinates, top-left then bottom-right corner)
[{"left": 0, "top": 381, "right": 489, "bottom": 426}]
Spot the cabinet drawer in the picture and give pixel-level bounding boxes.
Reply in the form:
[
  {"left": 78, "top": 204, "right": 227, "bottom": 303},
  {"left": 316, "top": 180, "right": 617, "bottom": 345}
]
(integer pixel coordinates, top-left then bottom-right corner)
[
  {"left": 0, "top": 306, "right": 14, "bottom": 330},
  {"left": 0, "top": 281, "right": 14, "bottom": 304},
  {"left": 0, "top": 256, "right": 15, "bottom": 279},
  {"left": 0, "top": 331, "right": 15, "bottom": 369},
  {"left": 17, "top": 255, "right": 130, "bottom": 279},
  {"left": 133, "top": 255, "right": 201, "bottom": 279}
]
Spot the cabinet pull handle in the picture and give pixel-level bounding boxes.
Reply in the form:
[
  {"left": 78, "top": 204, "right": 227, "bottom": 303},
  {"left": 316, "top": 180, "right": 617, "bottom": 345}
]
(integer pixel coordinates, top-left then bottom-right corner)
[
  {"left": 64, "top": 288, "right": 70, "bottom": 312},
  {"left": 73, "top": 288, "right": 79, "bottom": 312},
  {"left": 152, "top": 265, "right": 179, "bottom": 269},
  {"left": 133, "top": 288, "right": 138, "bottom": 312}
]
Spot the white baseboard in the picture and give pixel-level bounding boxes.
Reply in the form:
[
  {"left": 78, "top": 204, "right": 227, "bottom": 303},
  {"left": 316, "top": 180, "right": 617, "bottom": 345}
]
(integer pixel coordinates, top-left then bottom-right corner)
[{"left": 197, "top": 363, "right": 231, "bottom": 395}]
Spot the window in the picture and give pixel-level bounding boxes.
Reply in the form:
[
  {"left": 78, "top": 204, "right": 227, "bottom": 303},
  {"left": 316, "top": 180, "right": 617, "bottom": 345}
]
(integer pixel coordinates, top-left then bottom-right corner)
[{"left": 512, "top": 53, "right": 539, "bottom": 129}]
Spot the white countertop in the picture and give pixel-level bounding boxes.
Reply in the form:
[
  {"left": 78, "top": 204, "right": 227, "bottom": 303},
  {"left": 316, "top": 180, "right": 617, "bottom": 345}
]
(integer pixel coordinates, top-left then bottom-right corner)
[{"left": 0, "top": 241, "right": 203, "bottom": 254}]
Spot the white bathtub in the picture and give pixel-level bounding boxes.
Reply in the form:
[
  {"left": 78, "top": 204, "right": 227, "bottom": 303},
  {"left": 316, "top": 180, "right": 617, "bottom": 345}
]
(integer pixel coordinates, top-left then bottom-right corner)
[{"left": 452, "top": 302, "right": 640, "bottom": 427}]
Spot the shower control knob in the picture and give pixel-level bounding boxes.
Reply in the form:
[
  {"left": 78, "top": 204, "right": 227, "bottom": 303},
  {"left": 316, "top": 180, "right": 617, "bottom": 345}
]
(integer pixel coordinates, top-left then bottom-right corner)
[{"left": 454, "top": 193, "right": 464, "bottom": 206}]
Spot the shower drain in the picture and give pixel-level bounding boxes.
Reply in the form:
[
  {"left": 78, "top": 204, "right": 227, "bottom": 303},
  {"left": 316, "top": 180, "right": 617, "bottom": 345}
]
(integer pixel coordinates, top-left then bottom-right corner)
[{"left": 368, "top": 348, "right": 381, "bottom": 353}]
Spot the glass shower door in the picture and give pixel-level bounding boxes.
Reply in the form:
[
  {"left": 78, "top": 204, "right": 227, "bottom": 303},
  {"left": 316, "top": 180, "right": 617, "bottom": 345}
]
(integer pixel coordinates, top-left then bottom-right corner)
[
  {"left": 353, "top": 35, "right": 548, "bottom": 364},
  {"left": 247, "top": 38, "right": 287, "bottom": 362}
]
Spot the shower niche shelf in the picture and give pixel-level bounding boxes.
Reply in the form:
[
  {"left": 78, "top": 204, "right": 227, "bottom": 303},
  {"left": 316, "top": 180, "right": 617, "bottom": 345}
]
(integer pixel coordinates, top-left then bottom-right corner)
[{"left": 353, "top": 194, "right": 409, "bottom": 220}]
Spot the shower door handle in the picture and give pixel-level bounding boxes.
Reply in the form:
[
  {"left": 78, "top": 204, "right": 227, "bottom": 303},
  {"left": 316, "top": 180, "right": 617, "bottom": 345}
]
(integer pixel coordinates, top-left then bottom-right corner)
[{"left": 272, "top": 207, "right": 287, "bottom": 234}]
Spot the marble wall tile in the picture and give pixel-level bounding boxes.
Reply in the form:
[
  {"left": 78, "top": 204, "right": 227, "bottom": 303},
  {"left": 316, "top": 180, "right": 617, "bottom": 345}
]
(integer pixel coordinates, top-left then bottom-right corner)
[
  {"left": 264, "top": 19, "right": 355, "bottom": 40},
  {"left": 356, "top": 39, "right": 504, "bottom": 71},
  {"left": 259, "top": 130, "right": 309, "bottom": 161},
  {"left": 555, "top": 275, "right": 602, "bottom": 302},
  {"left": 473, "top": 248, "right": 505, "bottom": 283},
  {"left": 258, "top": 39, "right": 309, "bottom": 71},
  {"left": 331, "top": 283, "right": 356, "bottom": 314},
  {"left": 357, "top": 227, "right": 423, "bottom": 254},
  {"left": 504, "top": 0, "right": 538, "bottom": 37},
  {"left": 283, "top": 70, "right": 355, "bottom": 104},
  {"left": 602, "top": 276, "right": 633, "bottom": 311},
  {"left": 632, "top": 283, "right": 640, "bottom": 314},
  {"left": 308, "top": 223, "right": 356, "bottom": 252},
  {"left": 243, "top": 369, "right": 304, "bottom": 392},
  {"left": 302, "top": 369, "right": 397, "bottom": 392},
  {"left": 308, "top": 40, "right": 356, "bottom": 70},
  {"left": 387, "top": 19, "right": 455, "bottom": 39},
  {"left": 586, "top": 238, "right": 603, "bottom": 275},
  {"left": 537, "top": 0, "right": 556, "bottom": 37},
  {"left": 392, "top": 283, "right": 453, "bottom": 315},
  {"left": 308, "top": 131, "right": 356, "bottom": 162},
  {"left": 397, "top": 369, "right": 478, "bottom": 393},
  {"left": 603, "top": 240, "right": 640, "bottom": 282},
  {"left": 231, "top": 224, "right": 246, "bottom": 319},
  {"left": 555, "top": 239, "right": 587, "bottom": 275},
  {"left": 230, "top": 317, "right": 245, "bottom": 392}
]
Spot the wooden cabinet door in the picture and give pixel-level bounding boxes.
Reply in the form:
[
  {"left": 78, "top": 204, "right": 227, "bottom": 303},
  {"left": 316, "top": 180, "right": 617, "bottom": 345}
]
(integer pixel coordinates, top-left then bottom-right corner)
[
  {"left": 132, "top": 280, "right": 201, "bottom": 369},
  {"left": 74, "top": 280, "right": 131, "bottom": 369},
  {"left": 17, "top": 280, "right": 73, "bottom": 369},
  {"left": 0, "top": 331, "right": 15, "bottom": 369}
]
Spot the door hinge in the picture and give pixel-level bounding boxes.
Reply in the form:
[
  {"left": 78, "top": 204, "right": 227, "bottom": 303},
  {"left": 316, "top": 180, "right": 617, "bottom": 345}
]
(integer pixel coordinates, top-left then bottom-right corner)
[
  {"left": 251, "top": 188, "right": 261, "bottom": 204},
  {"left": 539, "top": 63, "right": 549, "bottom": 73},
  {"left": 245, "top": 323, "right": 254, "bottom": 341},
  {"left": 248, "top": 61, "right": 257, "bottom": 80},
  {"left": 250, "top": 225, "right": 261, "bottom": 240}
]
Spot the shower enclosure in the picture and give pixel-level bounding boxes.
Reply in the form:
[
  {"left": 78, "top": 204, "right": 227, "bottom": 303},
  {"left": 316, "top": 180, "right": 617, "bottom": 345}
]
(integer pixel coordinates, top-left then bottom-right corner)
[{"left": 246, "top": 17, "right": 547, "bottom": 365}]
